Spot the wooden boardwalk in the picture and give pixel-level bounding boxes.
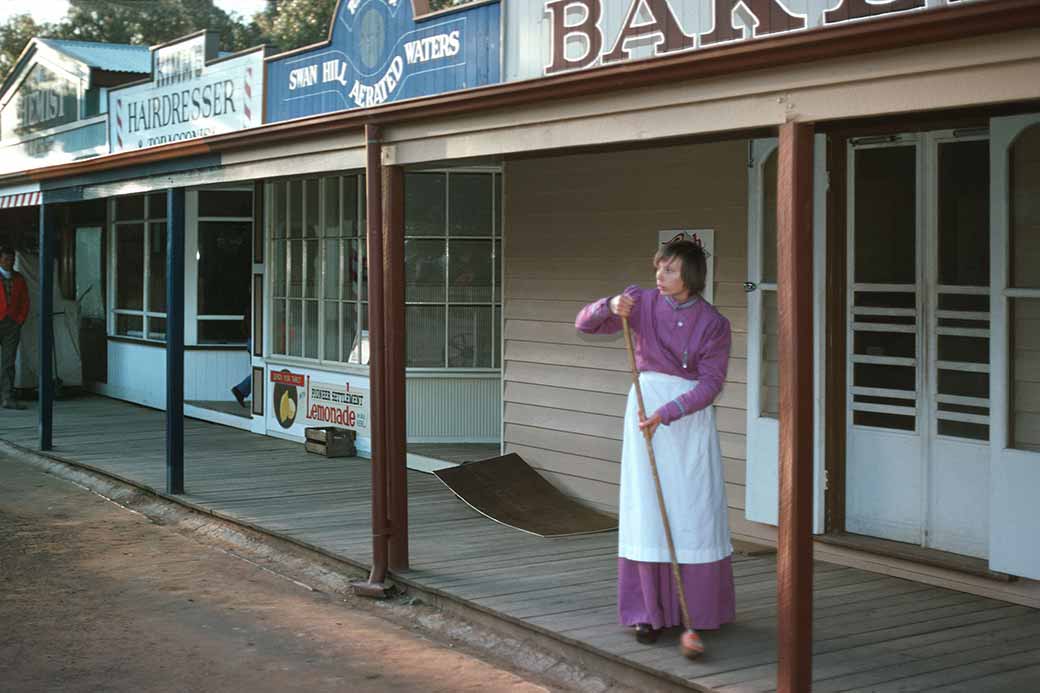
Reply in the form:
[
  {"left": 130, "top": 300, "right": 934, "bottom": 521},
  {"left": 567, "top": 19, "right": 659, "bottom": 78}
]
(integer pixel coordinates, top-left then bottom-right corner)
[{"left": 3, "top": 396, "right": 1039, "bottom": 692}]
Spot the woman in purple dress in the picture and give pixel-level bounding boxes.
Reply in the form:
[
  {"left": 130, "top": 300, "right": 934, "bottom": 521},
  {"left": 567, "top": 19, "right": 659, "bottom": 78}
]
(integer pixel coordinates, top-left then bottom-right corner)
[{"left": 575, "top": 237, "right": 735, "bottom": 647}]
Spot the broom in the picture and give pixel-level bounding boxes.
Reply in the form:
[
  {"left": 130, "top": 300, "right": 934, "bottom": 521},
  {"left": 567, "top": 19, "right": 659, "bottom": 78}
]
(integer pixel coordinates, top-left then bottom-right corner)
[{"left": 622, "top": 317, "right": 704, "bottom": 659}]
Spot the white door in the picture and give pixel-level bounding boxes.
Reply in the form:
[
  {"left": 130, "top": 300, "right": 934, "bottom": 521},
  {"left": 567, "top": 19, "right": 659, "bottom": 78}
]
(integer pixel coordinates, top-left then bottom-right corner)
[
  {"left": 846, "top": 131, "right": 991, "bottom": 558},
  {"left": 989, "top": 114, "right": 1040, "bottom": 580},
  {"left": 745, "top": 138, "right": 827, "bottom": 531}
]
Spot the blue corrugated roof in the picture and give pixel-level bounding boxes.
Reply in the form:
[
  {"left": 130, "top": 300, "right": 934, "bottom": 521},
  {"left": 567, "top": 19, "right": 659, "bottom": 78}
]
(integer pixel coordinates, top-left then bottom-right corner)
[{"left": 36, "top": 38, "right": 150, "bottom": 74}]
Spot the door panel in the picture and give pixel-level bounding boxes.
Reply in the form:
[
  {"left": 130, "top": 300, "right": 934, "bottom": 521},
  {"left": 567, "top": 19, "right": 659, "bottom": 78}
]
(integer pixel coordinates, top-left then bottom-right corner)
[{"left": 989, "top": 114, "right": 1040, "bottom": 579}]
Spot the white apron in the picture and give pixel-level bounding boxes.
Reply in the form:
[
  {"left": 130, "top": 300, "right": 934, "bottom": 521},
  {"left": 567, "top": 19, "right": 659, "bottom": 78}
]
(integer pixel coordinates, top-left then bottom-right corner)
[{"left": 618, "top": 371, "right": 732, "bottom": 565}]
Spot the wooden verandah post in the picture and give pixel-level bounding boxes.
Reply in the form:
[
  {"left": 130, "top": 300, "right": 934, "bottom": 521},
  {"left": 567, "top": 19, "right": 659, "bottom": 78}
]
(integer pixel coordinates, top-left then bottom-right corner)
[{"left": 776, "top": 120, "right": 815, "bottom": 692}]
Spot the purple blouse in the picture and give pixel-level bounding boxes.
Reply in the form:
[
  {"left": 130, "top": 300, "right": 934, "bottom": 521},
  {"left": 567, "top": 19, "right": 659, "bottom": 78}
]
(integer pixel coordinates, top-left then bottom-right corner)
[{"left": 575, "top": 286, "right": 731, "bottom": 425}]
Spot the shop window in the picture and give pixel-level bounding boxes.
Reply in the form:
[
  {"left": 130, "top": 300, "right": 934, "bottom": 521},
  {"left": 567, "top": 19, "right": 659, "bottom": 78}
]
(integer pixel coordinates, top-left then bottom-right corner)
[
  {"left": 405, "top": 171, "right": 502, "bottom": 369},
  {"left": 112, "top": 194, "right": 166, "bottom": 340},
  {"left": 270, "top": 176, "right": 367, "bottom": 364},
  {"left": 267, "top": 170, "right": 502, "bottom": 370},
  {"left": 197, "top": 189, "right": 253, "bottom": 345},
  {"left": 1010, "top": 124, "right": 1040, "bottom": 452}
]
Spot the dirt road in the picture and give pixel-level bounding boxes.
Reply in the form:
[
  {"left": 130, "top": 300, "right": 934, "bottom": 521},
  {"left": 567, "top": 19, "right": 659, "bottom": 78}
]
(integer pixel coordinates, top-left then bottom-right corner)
[{"left": 0, "top": 453, "right": 561, "bottom": 692}]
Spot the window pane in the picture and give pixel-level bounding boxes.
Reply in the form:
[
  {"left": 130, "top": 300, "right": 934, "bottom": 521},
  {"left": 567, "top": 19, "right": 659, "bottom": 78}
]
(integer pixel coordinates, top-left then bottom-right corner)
[
  {"left": 271, "top": 181, "right": 287, "bottom": 239},
  {"left": 340, "top": 302, "right": 359, "bottom": 364},
  {"left": 761, "top": 290, "right": 779, "bottom": 418},
  {"left": 305, "top": 300, "right": 319, "bottom": 359},
  {"left": 407, "top": 305, "right": 446, "bottom": 367},
  {"left": 938, "top": 141, "right": 989, "bottom": 286},
  {"left": 288, "top": 300, "right": 303, "bottom": 356},
  {"left": 448, "top": 306, "right": 493, "bottom": 368},
  {"left": 405, "top": 173, "right": 446, "bottom": 236},
  {"left": 304, "top": 178, "right": 319, "bottom": 237},
  {"left": 349, "top": 303, "right": 368, "bottom": 364},
  {"left": 116, "top": 224, "right": 144, "bottom": 310},
  {"left": 197, "top": 221, "right": 251, "bottom": 316},
  {"left": 199, "top": 189, "right": 252, "bottom": 218},
  {"left": 116, "top": 195, "right": 144, "bottom": 221},
  {"left": 116, "top": 314, "right": 143, "bottom": 338},
  {"left": 288, "top": 179, "right": 303, "bottom": 238},
  {"left": 323, "top": 301, "right": 340, "bottom": 361},
  {"left": 1011, "top": 297, "right": 1040, "bottom": 452},
  {"left": 344, "top": 175, "right": 360, "bottom": 237},
  {"left": 405, "top": 239, "right": 446, "bottom": 302},
  {"left": 272, "top": 239, "right": 287, "bottom": 297},
  {"left": 304, "top": 239, "right": 319, "bottom": 299},
  {"left": 449, "top": 173, "right": 493, "bottom": 237},
  {"left": 289, "top": 239, "right": 303, "bottom": 298},
  {"left": 762, "top": 150, "right": 778, "bottom": 284},
  {"left": 449, "top": 240, "right": 492, "bottom": 303},
  {"left": 854, "top": 146, "right": 916, "bottom": 284},
  {"left": 344, "top": 239, "right": 360, "bottom": 301},
  {"left": 147, "top": 317, "right": 166, "bottom": 342},
  {"left": 1011, "top": 125, "right": 1040, "bottom": 288},
  {"left": 360, "top": 237, "right": 369, "bottom": 301},
  {"left": 199, "top": 320, "right": 246, "bottom": 344},
  {"left": 494, "top": 305, "right": 502, "bottom": 367},
  {"left": 272, "top": 299, "right": 286, "bottom": 355},
  {"left": 148, "top": 223, "right": 167, "bottom": 313},
  {"left": 494, "top": 239, "right": 502, "bottom": 303},
  {"left": 324, "top": 177, "right": 341, "bottom": 237},
  {"left": 147, "top": 192, "right": 166, "bottom": 220},
  {"left": 494, "top": 172, "right": 502, "bottom": 237},
  {"left": 324, "top": 238, "right": 341, "bottom": 301}
]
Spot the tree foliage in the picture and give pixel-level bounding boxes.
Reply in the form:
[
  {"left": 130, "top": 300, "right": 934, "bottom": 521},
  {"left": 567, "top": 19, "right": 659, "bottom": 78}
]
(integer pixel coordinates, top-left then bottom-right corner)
[
  {"left": 0, "top": 14, "right": 52, "bottom": 77},
  {"left": 253, "top": 0, "right": 336, "bottom": 55}
]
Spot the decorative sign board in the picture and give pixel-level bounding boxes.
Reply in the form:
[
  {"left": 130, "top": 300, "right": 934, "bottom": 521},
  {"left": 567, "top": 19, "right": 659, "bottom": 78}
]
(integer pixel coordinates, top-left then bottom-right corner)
[
  {"left": 265, "top": 0, "right": 501, "bottom": 123},
  {"left": 504, "top": 0, "right": 973, "bottom": 81},
  {"left": 108, "top": 32, "right": 264, "bottom": 153},
  {"left": 269, "top": 366, "right": 371, "bottom": 438}
]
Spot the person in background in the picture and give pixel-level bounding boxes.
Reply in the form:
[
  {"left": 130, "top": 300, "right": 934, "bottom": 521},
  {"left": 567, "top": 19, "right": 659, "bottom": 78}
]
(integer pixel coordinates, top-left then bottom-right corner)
[
  {"left": 0, "top": 246, "right": 30, "bottom": 410},
  {"left": 231, "top": 311, "right": 252, "bottom": 408}
]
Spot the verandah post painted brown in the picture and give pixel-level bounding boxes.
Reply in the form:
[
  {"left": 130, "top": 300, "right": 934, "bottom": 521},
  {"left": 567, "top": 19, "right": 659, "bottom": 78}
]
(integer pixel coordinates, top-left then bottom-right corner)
[{"left": 776, "top": 121, "right": 815, "bottom": 692}]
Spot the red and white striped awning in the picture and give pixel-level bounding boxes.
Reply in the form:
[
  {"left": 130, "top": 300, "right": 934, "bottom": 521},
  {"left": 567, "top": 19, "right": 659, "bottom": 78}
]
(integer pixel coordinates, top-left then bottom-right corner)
[{"left": 0, "top": 191, "right": 41, "bottom": 209}]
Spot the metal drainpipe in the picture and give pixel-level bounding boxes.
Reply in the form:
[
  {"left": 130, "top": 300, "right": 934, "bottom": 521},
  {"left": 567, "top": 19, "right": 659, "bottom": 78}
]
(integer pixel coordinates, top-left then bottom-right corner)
[{"left": 353, "top": 123, "right": 392, "bottom": 597}]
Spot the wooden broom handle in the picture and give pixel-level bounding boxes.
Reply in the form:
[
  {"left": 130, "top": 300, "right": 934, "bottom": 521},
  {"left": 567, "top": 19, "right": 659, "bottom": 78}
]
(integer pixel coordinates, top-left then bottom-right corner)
[{"left": 622, "top": 317, "right": 694, "bottom": 633}]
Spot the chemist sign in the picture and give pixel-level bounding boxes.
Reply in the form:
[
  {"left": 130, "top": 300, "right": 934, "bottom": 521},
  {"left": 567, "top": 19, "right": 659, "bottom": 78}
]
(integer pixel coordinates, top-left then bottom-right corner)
[
  {"left": 265, "top": 0, "right": 501, "bottom": 123},
  {"left": 108, "top": 31, "right": 265, "bottom": 153}
]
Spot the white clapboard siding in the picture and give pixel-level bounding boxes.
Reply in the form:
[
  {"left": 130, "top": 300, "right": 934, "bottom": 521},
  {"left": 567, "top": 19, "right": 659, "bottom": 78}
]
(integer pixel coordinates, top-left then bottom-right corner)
[{"left": 503, "top": 140, "right": 772, "bottom": 540}]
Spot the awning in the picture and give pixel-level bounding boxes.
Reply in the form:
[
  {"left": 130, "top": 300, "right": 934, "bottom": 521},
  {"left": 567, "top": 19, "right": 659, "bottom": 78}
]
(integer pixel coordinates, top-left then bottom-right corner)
[{"left": 0, "top": 190, "right": 40, "bottom": 208}]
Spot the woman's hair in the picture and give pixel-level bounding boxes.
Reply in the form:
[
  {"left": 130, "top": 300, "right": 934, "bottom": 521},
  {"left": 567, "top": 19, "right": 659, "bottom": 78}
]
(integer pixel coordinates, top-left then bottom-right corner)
[{"left": 653, "top": 238, "right": 707, "bottom": 295}]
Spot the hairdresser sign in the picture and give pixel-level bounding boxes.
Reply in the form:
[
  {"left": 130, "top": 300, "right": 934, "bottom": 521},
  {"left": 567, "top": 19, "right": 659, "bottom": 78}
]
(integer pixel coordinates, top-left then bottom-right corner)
[
  {"left": 265, "top": 0, "right": 501, "bottom": 123},
  {"left": 108, "top": 32, "right": 264, "bottom": 152}
]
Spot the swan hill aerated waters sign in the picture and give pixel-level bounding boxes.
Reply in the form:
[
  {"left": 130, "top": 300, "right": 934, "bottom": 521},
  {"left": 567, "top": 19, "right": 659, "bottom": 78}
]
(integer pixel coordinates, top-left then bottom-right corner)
[
  {"left": 108, "top": 32, "right": 265, "bottom": 153},
  {"left": 265, "top": 0, "right": 501, "bottom": 123}
]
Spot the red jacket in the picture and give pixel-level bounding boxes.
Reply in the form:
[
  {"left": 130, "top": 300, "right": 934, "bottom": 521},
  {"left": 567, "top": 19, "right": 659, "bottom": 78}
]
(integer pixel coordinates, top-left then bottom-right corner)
[{"left": 0, "top": 271, "right": 29, "bottom": 324}]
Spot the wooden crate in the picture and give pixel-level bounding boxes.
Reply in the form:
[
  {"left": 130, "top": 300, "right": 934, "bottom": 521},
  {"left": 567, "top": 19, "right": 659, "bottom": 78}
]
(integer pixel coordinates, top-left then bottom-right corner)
[{"left": 304, "top": 426, "right": 357, "bottom": 458}]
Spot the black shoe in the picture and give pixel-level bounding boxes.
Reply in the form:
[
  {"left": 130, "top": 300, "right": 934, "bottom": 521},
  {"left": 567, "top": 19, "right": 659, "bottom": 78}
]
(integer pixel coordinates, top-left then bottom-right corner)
[
  {"left": 231, "top": 387, "right": 247, "bottom": 408},
  {"left": 635, "top": 623, "right": 661, "bottom": 644}
]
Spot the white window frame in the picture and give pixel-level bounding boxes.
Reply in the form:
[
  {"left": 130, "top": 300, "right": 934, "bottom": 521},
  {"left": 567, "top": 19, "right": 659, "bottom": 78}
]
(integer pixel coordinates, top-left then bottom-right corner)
[{"left": 108, "top": 194, "right": 167, "bottom": 342}]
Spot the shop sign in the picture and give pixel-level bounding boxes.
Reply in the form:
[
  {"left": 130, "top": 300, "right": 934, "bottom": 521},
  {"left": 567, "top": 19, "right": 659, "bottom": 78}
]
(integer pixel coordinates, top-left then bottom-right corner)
[
  {"left": 108, "top": 32, "right": 264, "bottom": 152},
  {"left": 304, "top": 380, "right": 371, "bottom": 436},
  {"left": 265, "top": 0, "right": 501, "bottom": 123},
  {"left": 269, "top": 367, "right": 371, "bottom": 437},
  {"left": 534, "top": 0, "right": 963, "bottom": 76},
  {"left": 0, "top": 63, "right": 78, "bottom": 140}
]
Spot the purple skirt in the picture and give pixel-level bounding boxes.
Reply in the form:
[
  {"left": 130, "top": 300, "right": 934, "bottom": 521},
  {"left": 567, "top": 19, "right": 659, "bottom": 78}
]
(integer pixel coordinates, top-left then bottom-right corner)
[{"left": 618, "top": 556, "right": 736, "bottom": 630}]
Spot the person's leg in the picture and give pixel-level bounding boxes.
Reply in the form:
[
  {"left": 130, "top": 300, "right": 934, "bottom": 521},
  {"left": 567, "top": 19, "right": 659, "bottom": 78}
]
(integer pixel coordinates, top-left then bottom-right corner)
[
  {"left": 236, "top": 373, "right": 252, "bottom": 398},
  {"left": 0, "top": 320, "right": 21, "bottom": 407}
]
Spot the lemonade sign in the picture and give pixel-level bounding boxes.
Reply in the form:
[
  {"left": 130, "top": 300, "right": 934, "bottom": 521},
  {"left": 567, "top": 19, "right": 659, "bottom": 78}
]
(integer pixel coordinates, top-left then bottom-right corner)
[{"left": 304, "top": 380, "right": 370, "bottom": 437}]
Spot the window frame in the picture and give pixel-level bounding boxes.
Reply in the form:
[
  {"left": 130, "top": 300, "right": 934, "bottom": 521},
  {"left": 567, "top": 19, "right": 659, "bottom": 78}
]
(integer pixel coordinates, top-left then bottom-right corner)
[
  {"left": 264, "top": 168, "right": 503, "bottom": 374},
  {"left": 108, "top": 194, "right": 168, "bottom": 343}
]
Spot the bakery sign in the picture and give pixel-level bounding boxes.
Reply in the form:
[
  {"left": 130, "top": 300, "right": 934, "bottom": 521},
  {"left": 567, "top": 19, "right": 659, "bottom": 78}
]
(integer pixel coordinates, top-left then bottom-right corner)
[
  {"left": 265, "top": 0, "right": 501, "bottom": 123},
  {"left": 108, "top": 31, "right": 265, "bottom": 152},
  {"left": 542, "top": 0, "right": 966, "bottom": 75}
]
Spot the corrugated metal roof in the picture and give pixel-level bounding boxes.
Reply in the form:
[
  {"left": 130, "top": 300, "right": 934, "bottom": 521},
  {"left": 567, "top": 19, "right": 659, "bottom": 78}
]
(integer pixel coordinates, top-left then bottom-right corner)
[{"left": 36, "top": 38, "right": 150, "bottom": 74}]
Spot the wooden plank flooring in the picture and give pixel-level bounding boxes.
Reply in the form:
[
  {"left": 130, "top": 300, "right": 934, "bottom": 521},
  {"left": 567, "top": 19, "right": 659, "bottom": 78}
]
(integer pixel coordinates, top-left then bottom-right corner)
[{"left": 2, "top": 396, "right": 1039, "bottom": 692}]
